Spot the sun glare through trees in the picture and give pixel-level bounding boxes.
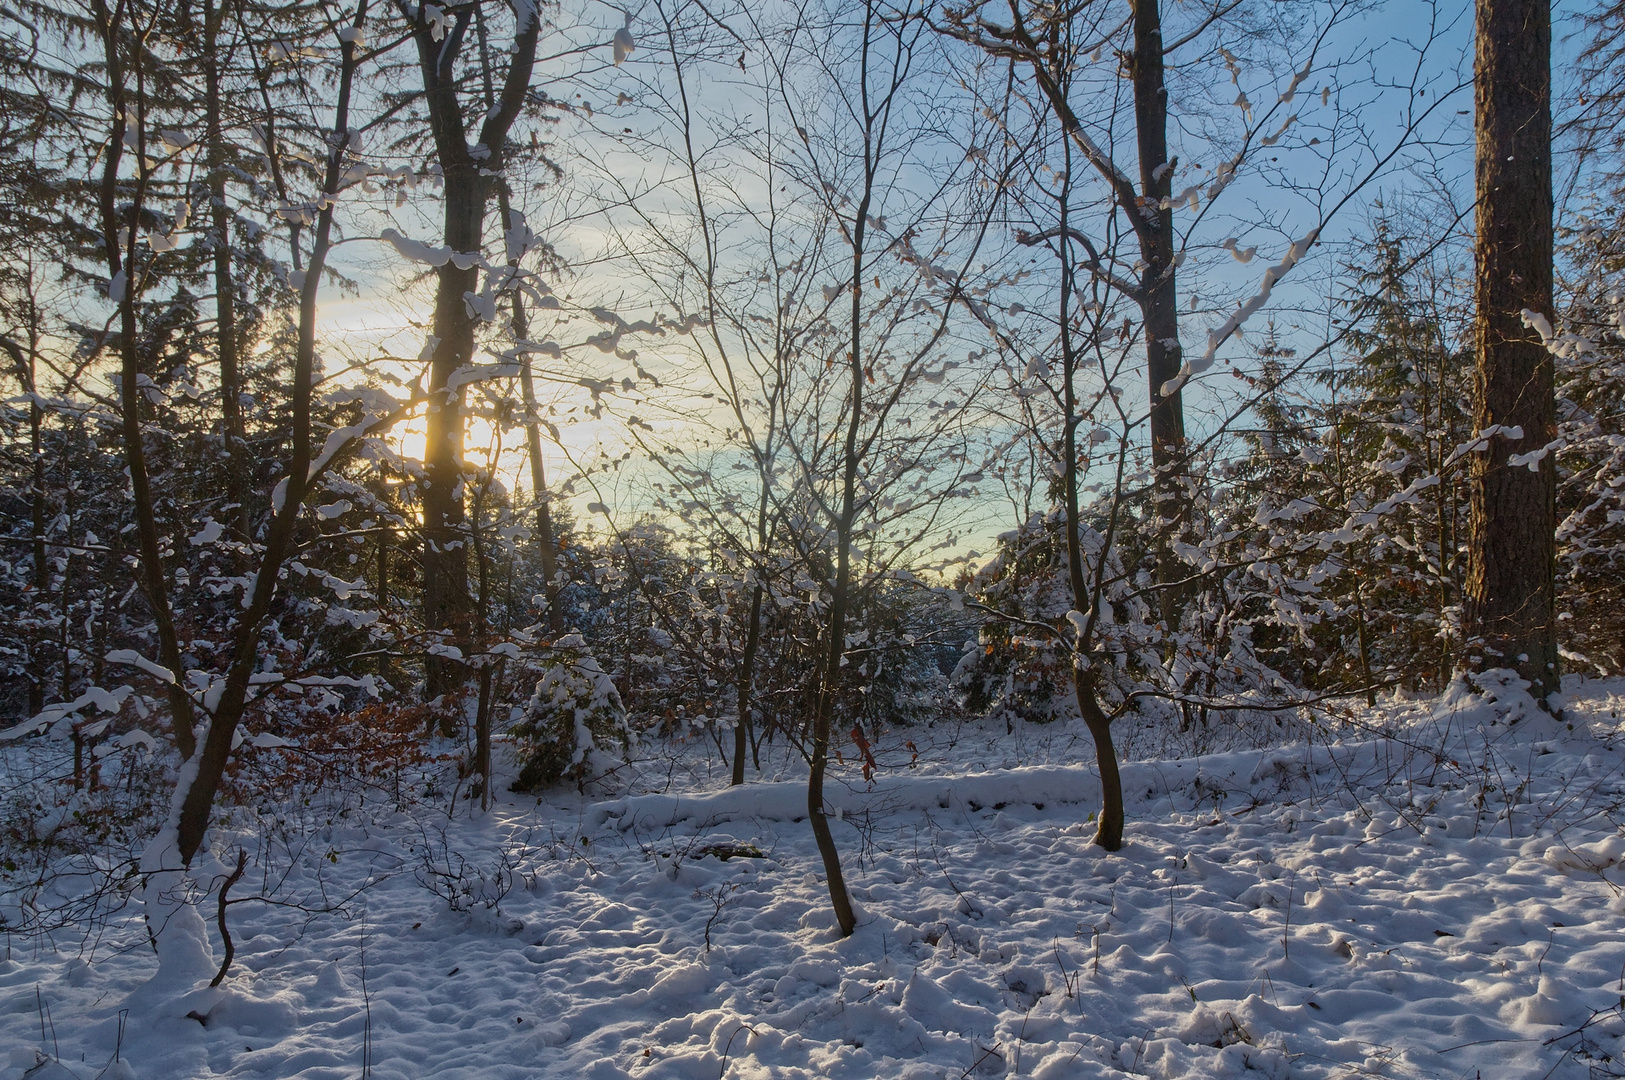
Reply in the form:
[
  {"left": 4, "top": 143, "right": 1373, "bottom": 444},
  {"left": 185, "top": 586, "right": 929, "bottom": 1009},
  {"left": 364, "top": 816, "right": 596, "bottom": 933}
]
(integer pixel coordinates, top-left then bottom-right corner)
[{"left": 2, "top": 1, "right": 1624, "bottom": 1077}]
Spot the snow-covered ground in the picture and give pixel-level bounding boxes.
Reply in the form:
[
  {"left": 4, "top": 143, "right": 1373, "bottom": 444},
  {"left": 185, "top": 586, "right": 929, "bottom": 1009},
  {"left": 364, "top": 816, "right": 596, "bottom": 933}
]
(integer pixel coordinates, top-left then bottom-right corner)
[{"left": 5, "top": 677, "right": 1625, "bottom": 1079}]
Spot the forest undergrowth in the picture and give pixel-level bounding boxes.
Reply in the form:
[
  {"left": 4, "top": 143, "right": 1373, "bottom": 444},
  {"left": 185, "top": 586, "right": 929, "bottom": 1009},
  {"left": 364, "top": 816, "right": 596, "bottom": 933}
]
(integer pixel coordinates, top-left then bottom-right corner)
[{"left": 2, "top": 673, "right": 1623, "bottom": 1080}]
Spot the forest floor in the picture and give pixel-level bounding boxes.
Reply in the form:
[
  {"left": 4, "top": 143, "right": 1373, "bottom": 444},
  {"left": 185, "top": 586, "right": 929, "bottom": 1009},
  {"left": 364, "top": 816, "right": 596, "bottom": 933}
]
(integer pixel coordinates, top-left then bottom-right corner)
[{"left": 4, "top": 676, "right": 1625, "bottom": 1079}]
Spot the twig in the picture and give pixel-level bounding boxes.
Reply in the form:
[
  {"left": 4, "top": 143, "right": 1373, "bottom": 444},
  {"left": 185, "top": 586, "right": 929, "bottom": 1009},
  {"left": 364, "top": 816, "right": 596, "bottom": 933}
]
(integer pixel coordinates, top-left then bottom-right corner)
[
  {"left": 958, "top": 1041, "right": 1004, "bottom": 1079},
  {"left": 717, "top": 1020, "right": 758, "bottom": 1079},
  {"left": 1167, "top": 874, "right": 1176, "bottom": 945},
  {"left": 1282, "top": 868, "right": 1297, "bottom": 961},
  {"left": 36, "top": 986, "right": 59, "bottom": 1060},
  {"left": 702, "top": 883, "right": 737, "bottom": 953},
  {"left": 210, "top": 848, "right": 249, "bottom": 987},
  {"left": 360, "top": 912, "right": 373, "bottom": 1080},
  {"left": 1052, "top": 940, "right": 1080, "bottom": 998}
]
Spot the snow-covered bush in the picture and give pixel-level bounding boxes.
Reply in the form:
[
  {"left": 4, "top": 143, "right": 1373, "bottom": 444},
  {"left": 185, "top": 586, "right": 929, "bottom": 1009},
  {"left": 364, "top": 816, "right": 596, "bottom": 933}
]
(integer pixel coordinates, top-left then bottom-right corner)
[
  {"left": 962, "top": 497, "right": 1321, "bottom": 754},
  {"left": 960, "top": 507, "right": 1163, "bottom": 725},
  {"left": 508, "top": 635, "right": 634, "bottom": 790},
  {"left": 838, "top": 580, "right": 964, "bottom": 730},
  {"left": 1550, "top": 213, "right": 1625, "bottom": 674}
]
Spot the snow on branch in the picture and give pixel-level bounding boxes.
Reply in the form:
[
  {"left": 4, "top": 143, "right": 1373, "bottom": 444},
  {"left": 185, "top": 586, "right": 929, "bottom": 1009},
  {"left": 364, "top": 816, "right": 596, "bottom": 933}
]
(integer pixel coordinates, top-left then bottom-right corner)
[
  {"left": 1522, "top": 308, "right": 1594, "bottom": 360},
  {"left": 445, "top": 360, "right": 521, "bottom": 393},
  {"left": 0, "top": 685, "right": 134, "bottom": 742},
  {"left": 380, "top": 227, "right": 487, "bottom": 270},
  {"left": 105, "top": 649, "right": 178, "bottom": 684},
  {"left": 1161, "top": 230, "right": 1318, "bottom": 397}
]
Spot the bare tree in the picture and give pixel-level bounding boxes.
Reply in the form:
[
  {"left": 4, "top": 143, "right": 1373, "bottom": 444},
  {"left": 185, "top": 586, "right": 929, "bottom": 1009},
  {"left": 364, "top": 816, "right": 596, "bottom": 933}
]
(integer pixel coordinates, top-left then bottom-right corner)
[
  {"left": 939, "top": 0, "right": 1205, "bottom": 619},
  {"left": 952, "top": 0, "right": 1471, "bottom": 846},
  {"left": 759, "top": 0, "right": 1006, "bottom": 933},
  {"left": 585, "top": 0, "right": 819, "bottom": 786}
]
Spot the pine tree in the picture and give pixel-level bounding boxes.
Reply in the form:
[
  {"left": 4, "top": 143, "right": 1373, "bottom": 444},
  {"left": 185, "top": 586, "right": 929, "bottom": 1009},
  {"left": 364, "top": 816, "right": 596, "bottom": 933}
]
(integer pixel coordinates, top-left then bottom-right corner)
[{"left": 1467, "top": 0, "right": 1559, "bottom": 704}]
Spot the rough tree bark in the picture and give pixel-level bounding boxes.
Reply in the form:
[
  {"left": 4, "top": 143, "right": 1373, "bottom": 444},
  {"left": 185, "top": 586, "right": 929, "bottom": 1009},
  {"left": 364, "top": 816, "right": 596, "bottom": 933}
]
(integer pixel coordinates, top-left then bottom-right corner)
[
  {"left": 1128, "top": 0, "right": 1190, "bottom": 625},
  {"left": 1466, "top": 0, "right": 1559, "bottom": 705}
]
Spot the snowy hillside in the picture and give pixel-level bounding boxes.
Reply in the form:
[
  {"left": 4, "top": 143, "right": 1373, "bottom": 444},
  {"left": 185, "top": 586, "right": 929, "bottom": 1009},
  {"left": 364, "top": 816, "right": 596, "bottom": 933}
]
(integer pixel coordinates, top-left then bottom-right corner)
[{"left": 5, "top": 677, "right": 1625, "bottom": 1080}]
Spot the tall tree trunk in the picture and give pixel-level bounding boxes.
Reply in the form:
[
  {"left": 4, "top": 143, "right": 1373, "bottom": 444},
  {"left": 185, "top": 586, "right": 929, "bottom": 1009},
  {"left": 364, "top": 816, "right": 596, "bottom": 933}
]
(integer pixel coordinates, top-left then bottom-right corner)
[
  {"left": 419, "top": 155, "right": 480, "bottom": 698},
  {"left": 992, "top": 2, "right": 1192, "bottom": 624},
  {"left": 1467, "top": 0, "right": 1559, "bottom": 706},
  {"left": 498, "top": 189, "right": 564, "bottom": 635},
  {"left": 807, "top": 2, "right": 881, "bottom": 931},
  {"left": 421, "top": 211, "right": 478, "bottom": 698},
  {"left": 1129, "top": 0, "right": 1189, "bottom": 627},
  {"left": 202, "top": 0, "right": 251, "bottom": 548},
  {"left": 1056, "top": 141, "right": 1125, "bottom": 850},
  {"left": 94, "top": 0, "right": 197, "bottom": 760}
]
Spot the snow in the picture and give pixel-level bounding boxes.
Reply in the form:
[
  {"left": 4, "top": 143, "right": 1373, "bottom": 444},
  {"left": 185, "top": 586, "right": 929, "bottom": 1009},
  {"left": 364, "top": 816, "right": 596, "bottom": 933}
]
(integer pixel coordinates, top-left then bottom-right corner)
[
  {"left": 1162, "top": 231, "right": 1320, "bottom": 397},
  {"left": 445, "top": 360, "right": 520, "bottom": 393},
  {"left": 5, "top": 679, "right": 1625, "bottom": 1078},
  {"left": 0, "top": 684, "right": 136, "bottom": 741},
  {"left": 248, "top": 732, "right": 295, "bottom": 750},
  {"left": 379, "top": 228, "right": 486, "bottom": 271},
  {"left": 189, "top": 518, "right": 225, "bottom": 546},
  {"left": 105, "top": 651, "right": 177, "bottom": 685},
  {"left": 613, "top": 24, "right": 636, "bottom": 66},
  {"left": 134, "top": 756, "right": 218, "bottom": 997}
]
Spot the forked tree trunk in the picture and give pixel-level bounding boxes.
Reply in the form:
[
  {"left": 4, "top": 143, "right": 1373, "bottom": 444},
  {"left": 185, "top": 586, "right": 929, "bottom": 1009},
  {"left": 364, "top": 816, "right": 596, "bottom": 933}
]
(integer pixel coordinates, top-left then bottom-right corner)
[
  {"left": 172, "top": 2, "right": 377, "bottom": 865},
  {"left": 413, "top": 3, "right": 540, "bottom": 697},
  {"left": 807, "top": 3, "right": 885, "bottom": 934},
  {"left": 1057, "top": 156, "right": 1126, "bottom": 850},
  {"left": 1466, "top": 0, "right": 1559, "bottom": 705}
]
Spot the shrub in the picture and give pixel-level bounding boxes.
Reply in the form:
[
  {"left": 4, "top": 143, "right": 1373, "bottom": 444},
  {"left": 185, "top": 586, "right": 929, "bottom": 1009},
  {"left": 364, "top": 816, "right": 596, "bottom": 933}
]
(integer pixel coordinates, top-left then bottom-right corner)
[{"left": 509, "top": 635, "right": 633, "bottom": 791}]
